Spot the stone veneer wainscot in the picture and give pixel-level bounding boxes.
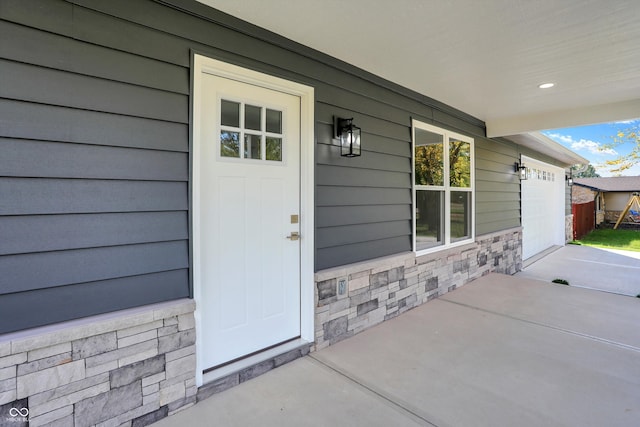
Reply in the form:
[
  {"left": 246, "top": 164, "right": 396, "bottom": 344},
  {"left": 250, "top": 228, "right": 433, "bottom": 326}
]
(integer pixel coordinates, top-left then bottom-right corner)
[
  {"left": 314, "top": 228, "right": 522, "bottom": 349},
  {"left": 0, "top": 299, "right": 196, "bottom": 427}
]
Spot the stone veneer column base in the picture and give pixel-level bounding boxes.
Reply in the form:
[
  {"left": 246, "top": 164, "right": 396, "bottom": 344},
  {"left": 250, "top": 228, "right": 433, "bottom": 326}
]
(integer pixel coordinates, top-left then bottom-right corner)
[
  {"left": 565, "top": 214, "right": 574, "bottom": 242},
  {"left": 0, "top": 299, "right": 196, "bottom": 427},
  {"left": 313, "top": 228, "right": 523, "bottom": 350}
]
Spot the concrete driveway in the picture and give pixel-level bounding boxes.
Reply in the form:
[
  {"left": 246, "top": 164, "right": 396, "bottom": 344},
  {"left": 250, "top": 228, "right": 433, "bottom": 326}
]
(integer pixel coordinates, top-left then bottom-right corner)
[
  {"left": 154, "top": 273, "right": 640, "bottom": 427},
  {"left": 517, "top": 244, "right": 640, "bottom": 296}
]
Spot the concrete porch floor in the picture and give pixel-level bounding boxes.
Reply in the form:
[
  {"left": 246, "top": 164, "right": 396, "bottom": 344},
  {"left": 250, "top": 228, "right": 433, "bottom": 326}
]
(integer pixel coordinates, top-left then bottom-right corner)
[
  {"left": 517, "top": 244, "right": 640, "bottom": 297},
  {"left": 154, "top": 273, "right": 640, "bottom": 427}
]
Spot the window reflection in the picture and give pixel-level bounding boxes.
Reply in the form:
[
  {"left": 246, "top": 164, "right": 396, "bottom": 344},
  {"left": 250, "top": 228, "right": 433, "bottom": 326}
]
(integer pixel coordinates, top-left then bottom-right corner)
[
  {"left": 449, "top": 139, "right": 471, "bottom": 187},
  {"left": 220, "top": 131, "right": 240, "bottom": 158},
  {"left": 415, "top": 190, "right": 444, "bottom": 250},
  {"left": 450, "top": 191, "right": 471, "bottom": 241}
]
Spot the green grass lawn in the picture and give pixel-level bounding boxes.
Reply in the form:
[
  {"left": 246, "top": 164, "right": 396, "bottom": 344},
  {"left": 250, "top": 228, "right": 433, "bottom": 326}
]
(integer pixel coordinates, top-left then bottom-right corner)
[{"left": 573, "top": 229, "right": 640, "bottom": 252}]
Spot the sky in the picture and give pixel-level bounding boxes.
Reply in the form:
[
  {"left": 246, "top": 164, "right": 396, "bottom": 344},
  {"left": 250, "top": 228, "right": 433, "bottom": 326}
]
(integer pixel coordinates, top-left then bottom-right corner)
[{"left": 542, "top": 119, "right": 640, "bottom": 177}]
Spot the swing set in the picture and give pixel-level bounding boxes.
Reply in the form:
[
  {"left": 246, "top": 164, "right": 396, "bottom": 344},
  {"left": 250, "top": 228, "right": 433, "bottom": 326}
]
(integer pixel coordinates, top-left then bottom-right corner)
[{"left": 613, "top": 192, "right": 640, "bottom": 229}]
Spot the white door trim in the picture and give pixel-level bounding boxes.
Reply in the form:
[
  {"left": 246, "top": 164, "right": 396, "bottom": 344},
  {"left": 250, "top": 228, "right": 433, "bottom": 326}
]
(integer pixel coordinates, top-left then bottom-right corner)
[{"left": 192, "top": 54, "right": 315, "bottom": 386}]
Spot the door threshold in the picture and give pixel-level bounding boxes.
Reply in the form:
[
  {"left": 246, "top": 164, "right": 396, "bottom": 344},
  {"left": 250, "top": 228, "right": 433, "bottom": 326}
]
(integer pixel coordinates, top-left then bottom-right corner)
[{"left": 202, "top": 338, "right": 311, "bottom": 384}]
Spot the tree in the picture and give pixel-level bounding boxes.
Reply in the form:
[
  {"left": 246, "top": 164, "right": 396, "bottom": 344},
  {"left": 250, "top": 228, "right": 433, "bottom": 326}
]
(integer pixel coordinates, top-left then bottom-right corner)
[
  {"left": 600, "top": 124, "right": 640, "bottom": 174},
  {"left": 414, "top": 141, "right": 470, "bottom": 186},
  {"left": 571, "top": 164, "right": 600, "bottom": 178},
  {"left": 415, "top": 145, "right": 443, "bottom": 186},
  {"left": 449, "top": 140, "right": 471, "bottom": 187}
]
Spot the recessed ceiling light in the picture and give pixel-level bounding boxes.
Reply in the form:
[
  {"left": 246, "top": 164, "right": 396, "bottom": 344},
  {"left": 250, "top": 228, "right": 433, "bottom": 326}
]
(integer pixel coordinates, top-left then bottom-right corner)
[{"left": 538, "top": 83, "right": 555, "bottom": 89}]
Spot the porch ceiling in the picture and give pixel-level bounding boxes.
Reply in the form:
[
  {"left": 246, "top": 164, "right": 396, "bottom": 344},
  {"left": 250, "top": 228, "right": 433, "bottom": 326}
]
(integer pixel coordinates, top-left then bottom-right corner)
[{"left": 199, "top": 0, "right": 640, "bottom": 137}]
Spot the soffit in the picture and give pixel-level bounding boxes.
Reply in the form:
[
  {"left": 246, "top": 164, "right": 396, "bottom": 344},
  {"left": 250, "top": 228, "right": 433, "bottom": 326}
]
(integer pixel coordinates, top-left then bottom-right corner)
[{"left": 199, "top": 0, "right": 640, "bottom": 136}]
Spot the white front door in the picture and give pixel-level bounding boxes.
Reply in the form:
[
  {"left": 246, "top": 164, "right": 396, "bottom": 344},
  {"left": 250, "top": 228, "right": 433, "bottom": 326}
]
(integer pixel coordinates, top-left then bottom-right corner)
[{"left": 196, "top": 71, "right": 302, "bottom": 370}]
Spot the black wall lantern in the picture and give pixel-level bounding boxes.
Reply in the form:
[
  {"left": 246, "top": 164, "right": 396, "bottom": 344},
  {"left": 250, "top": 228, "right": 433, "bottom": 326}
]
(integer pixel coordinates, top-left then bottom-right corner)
[
  {"left": 514, "top": 161, "right": 528, "bottom": 180},
  {"left": 334, "top": 116, "right": 361, "bottom": 157},
  {"left": 566, "top": 172, "right": 573, "bottom": 186}
]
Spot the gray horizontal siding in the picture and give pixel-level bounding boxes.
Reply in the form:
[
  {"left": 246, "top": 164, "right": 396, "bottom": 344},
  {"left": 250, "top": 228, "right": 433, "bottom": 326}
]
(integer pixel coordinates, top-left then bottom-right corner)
[
  {"left": 316, "top": 236, "right": 411, "bottom": 270},
  {"left": 476, "top": 200, "right": 519, "bottom": 214},
  {"left": 316, "top": 221, "right": 411, "bottom": 249},
  {"left": 315, "top": 101, "right": 411, "bottom": 268},
  {"left": 0, "top": 0, "right": 74, "bottom": 37},
  {"left": 475, "top": 137, "right": 521, "bottom": 235},
  {"left": 0, "top": 99, "right": 188, "bottom": 151},
  {"left": 0, "top": 0, "right": 193, "bottom": 332},
  {"left": 0, "top": 212, "right": 188, "bottom": 255},
  {"left": 0, "top": 270, "right": 189, "bottom": 334},
  {"left": 316, "top": 143, "right": 409, "bottom": 173},
  {"left": 0, "top": 178, "right": 187, "bottom": 215},
  {"left": 316, "top": 166, "right": 410, "bottom": 189},
  {"left": 476, "top": 209, "right": 521, "bottom": 225},
  {"left": 0, "top": 59, "right": 188, "bottom": 123},
  {"left": 317, "top": 205, "right": 412, "bottom": 228},
  {"left": 0, "top": 241, "right": 187, "bottom": 294},
  {"left": 0, "top": 20, "right": 189, "bottom": 94},
  {"left": 316, "top": 187, "right": 412, "bottom": 207},
  {"left": 476, "top": 189, "right": 521, "bottom": 203},
  {"left": 0, "top": 138, "right": 188, "bottom": 180}
]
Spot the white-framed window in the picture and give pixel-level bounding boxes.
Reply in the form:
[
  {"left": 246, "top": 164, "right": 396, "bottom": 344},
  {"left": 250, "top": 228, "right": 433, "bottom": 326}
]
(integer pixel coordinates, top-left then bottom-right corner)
[{"left": 412, "top": 120, "right": 475, "bottom": 253}]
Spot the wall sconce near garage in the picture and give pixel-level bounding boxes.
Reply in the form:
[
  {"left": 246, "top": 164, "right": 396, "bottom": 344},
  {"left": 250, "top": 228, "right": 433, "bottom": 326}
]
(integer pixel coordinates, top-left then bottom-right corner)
[
  {"left": 514, "top": 161, "right": 528, "bottom": 180},
  {"left": 566, "top": 173, "right": 573, "bottom": 186},
  {"left": 334, "top": 116, "right": 361, "bottom": 157}
]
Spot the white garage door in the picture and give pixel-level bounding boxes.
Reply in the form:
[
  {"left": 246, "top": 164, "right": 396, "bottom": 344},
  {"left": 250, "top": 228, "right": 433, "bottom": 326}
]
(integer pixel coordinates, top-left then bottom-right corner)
[{"left": 521, "top": 156, "right": 565, "bottom": 260}]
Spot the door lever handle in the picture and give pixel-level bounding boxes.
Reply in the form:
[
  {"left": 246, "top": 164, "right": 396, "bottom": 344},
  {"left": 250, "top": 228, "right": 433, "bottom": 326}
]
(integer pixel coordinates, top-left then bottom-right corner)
[{"left": 286, "top": 232, "right": 300, "bottom": 241}]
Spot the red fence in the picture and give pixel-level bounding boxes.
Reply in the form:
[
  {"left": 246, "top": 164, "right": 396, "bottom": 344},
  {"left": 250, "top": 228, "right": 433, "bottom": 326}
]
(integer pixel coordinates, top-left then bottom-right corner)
[{"left": 572, "top": 201, "right": 595, "bottom": 240}]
